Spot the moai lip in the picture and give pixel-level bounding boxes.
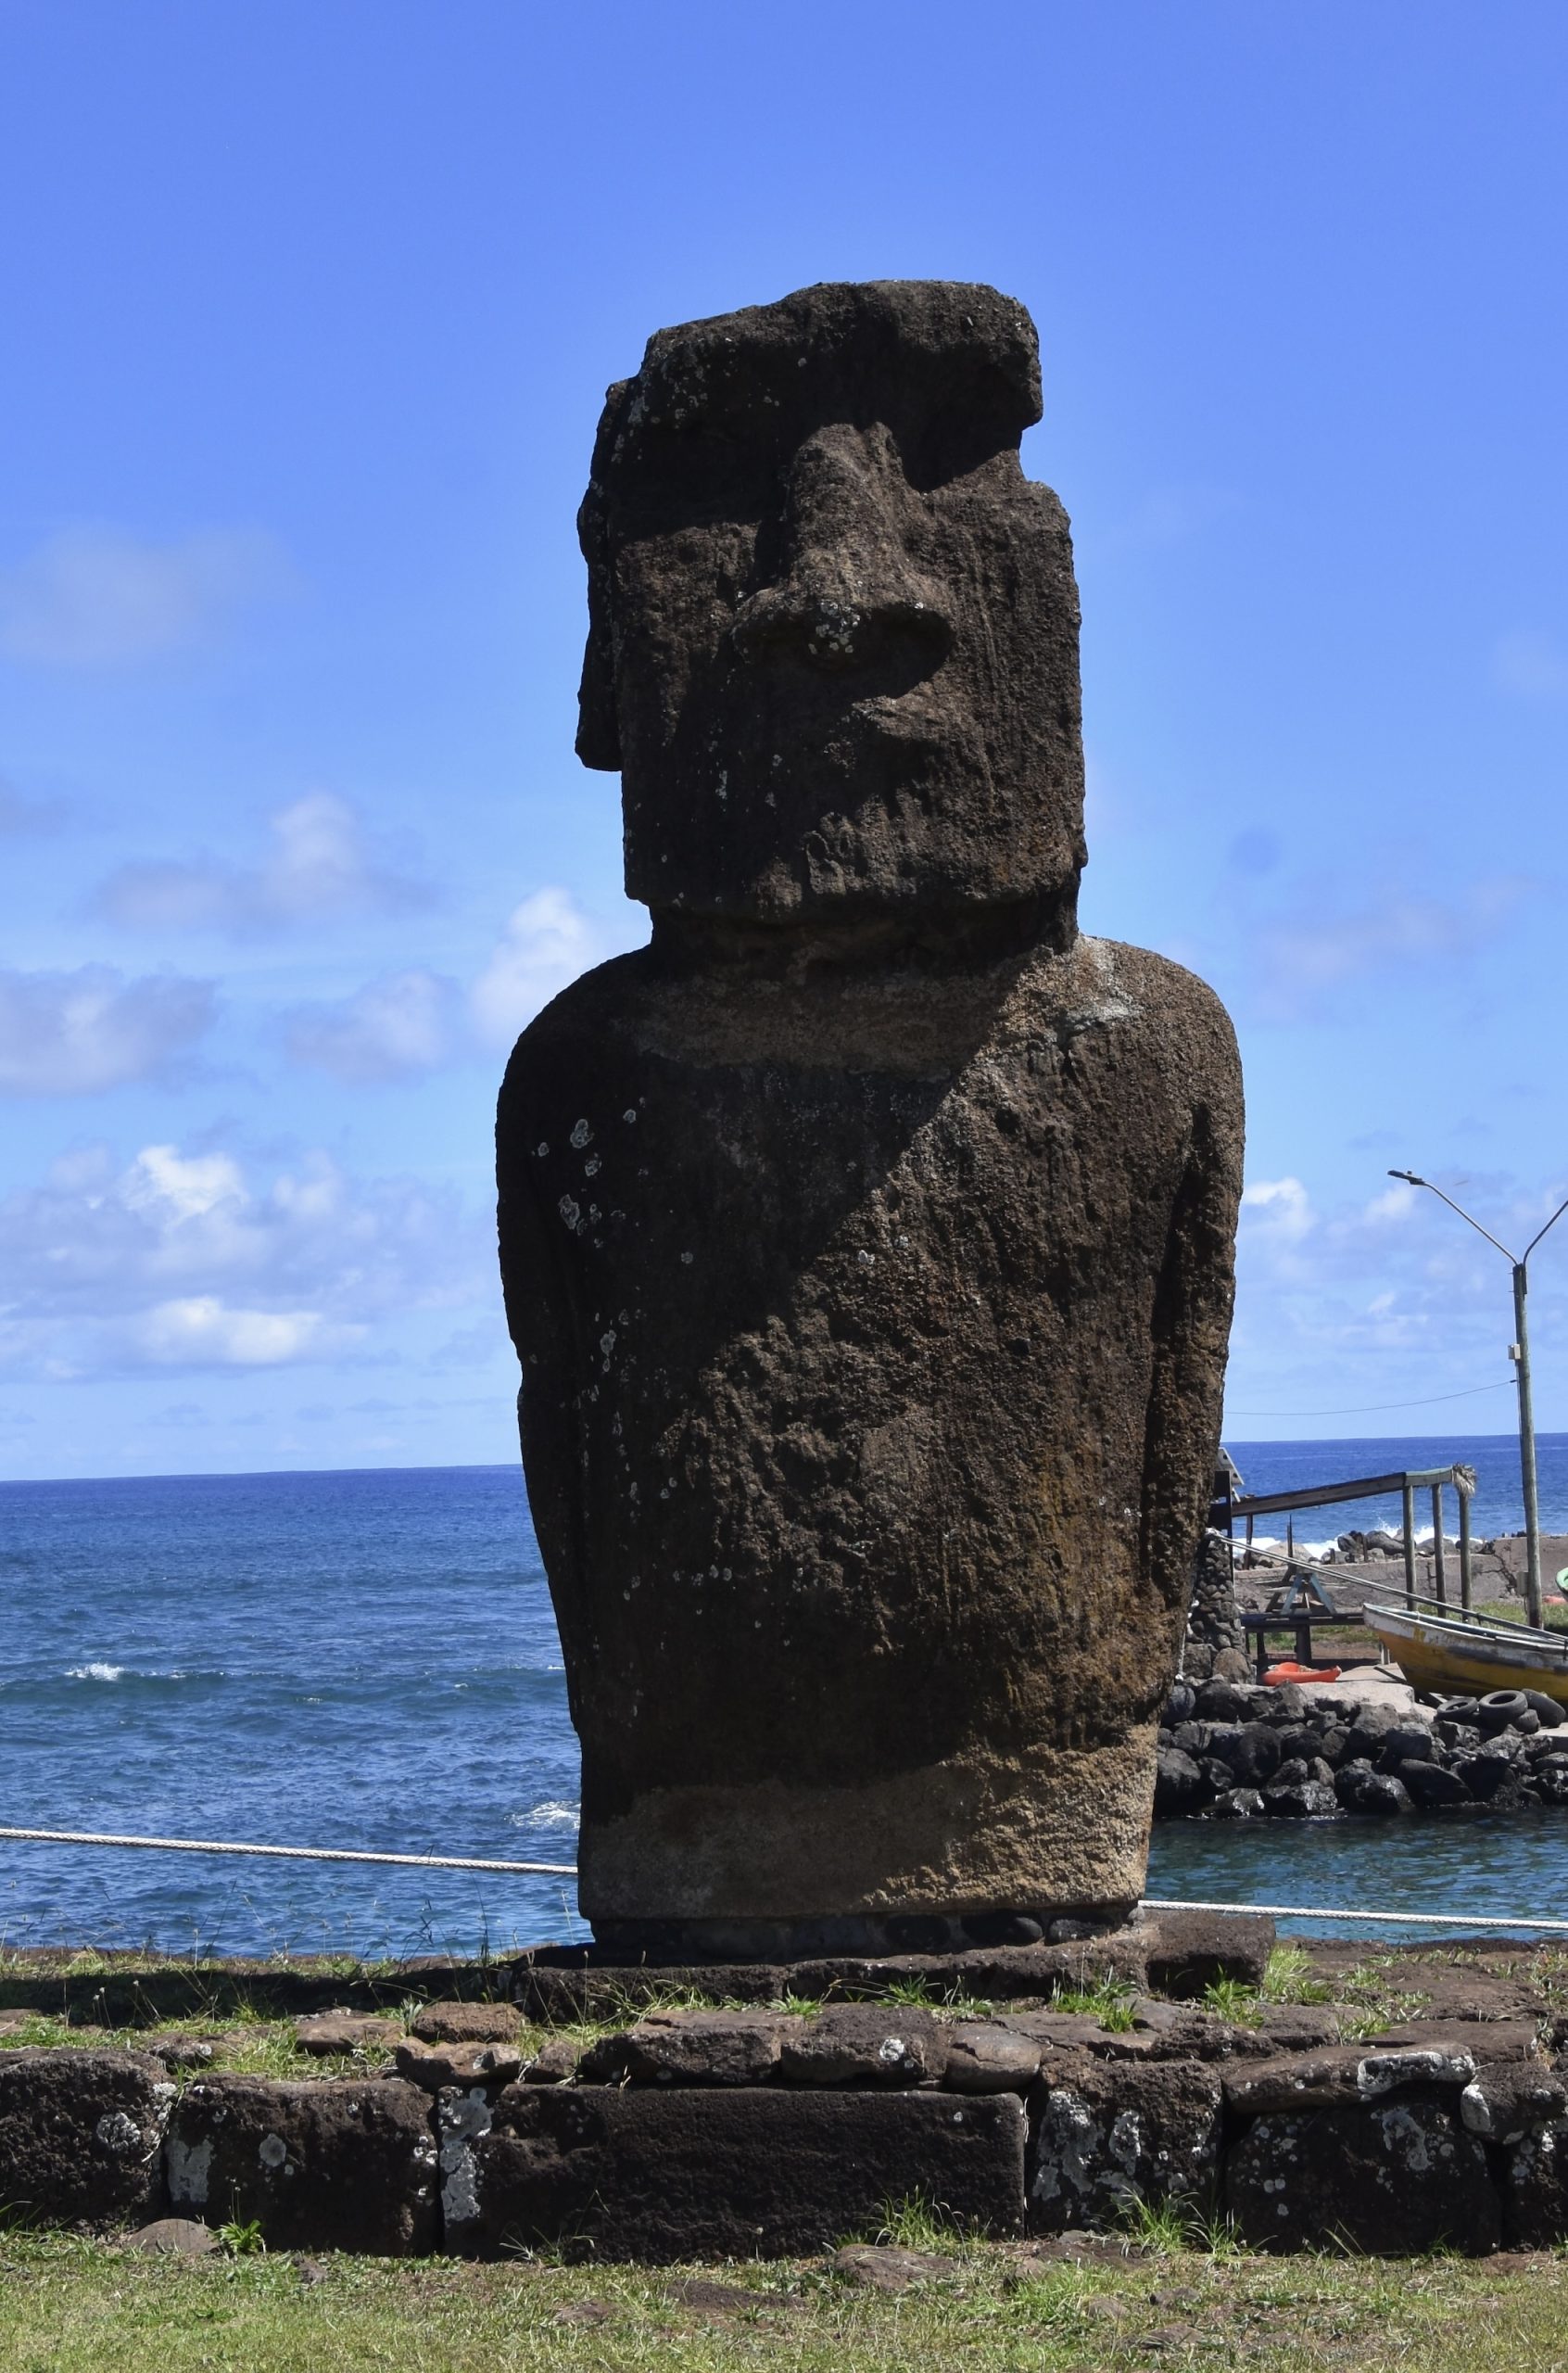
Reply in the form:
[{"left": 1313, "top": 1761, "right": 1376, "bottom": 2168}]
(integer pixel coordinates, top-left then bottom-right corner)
[{"left": 498, "top": 280, "right": 1244, "bottom": 1954}]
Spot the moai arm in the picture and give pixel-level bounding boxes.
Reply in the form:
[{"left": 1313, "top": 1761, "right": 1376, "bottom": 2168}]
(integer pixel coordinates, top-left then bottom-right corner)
[{"left": 1135, "top": 965, "right": 1245, "bottom": 1680}]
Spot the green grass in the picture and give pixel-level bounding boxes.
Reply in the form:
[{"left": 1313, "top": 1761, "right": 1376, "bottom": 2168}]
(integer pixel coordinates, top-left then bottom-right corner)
[
  {"left": 1199, "top": 1976, "right": 1264, "bottom": 2027},
  {"left": 1, "top": 2230, "right": 1566, "bottom": 2370},
  {"left": 1047, "top": 1976, "right": 1137, "bottom": 2032},
  {"left": 1261, "top": 1946, "right": 1334, "bottom": 2007}
]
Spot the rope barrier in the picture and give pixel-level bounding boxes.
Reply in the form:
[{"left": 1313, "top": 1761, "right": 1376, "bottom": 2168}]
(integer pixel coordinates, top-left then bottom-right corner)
[
  {"left": 0, "top": 1825, "right": 577, "bottom": 1876},
  {"left": 5, "top": 1830, "right": 1567, "bottom": 1935},
  {"left": 1140, "top": 1895, "right": 1568, "bottom": 1934}
]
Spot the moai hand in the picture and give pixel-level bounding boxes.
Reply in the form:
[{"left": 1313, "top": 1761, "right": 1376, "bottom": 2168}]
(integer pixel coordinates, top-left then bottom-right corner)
[{"left": 498, "top": 282, "right": 1243, "bottom": 1957}]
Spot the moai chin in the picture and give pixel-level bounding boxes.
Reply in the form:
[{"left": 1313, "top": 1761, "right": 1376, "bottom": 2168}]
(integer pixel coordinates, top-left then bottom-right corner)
[{"left": 498, "top": 281, "right": 1244, "bottom": 1958}]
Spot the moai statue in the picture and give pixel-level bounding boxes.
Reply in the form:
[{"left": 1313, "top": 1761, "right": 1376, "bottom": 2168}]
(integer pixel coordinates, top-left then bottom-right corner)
[{"left": 498, "top": 281, "right": 1243, "bottom": 1958}]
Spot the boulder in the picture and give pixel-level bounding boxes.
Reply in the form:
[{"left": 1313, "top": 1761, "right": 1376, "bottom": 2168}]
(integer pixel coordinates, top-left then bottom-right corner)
[
  {"left": 1213, "top": 1722, "right": 1282, "bottom": 1788},
  {"left": 163, "top": 2077, "right": 437, "bottom": 2255},
  {"left": 1200, "top": 1786, "right": 1265, "bottom": 1819},
  {"left": 1027, "top": 2059, "right": 1222, "bottom": 2232},
  {"left": 1261, "top": 1779, "right": 1339, "bottom": 1819},
  {"left": 1399, "top": 1761, "right": 1470, "bottom": 1808},
  {"left": 1334, "top": 1762, "right": 1411, "bottom": 1815},
  {"left": 1153, "top": 1746, "right": 1209, "bottom": 1816},
  {"left": 0, "top": 2049, "right": 171, "bottom": 2230},
  {"left": 1226, "top": 2094, "right": 1499, "bottom": 2254},
  {"left": 446, "top": 2085, "right": 1025, "bottom": 2259}
]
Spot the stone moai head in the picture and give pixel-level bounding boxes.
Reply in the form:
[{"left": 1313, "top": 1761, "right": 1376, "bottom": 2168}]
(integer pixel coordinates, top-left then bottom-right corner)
[{"left": 575, "top": 280, "right": 1087, "bottom": 936}]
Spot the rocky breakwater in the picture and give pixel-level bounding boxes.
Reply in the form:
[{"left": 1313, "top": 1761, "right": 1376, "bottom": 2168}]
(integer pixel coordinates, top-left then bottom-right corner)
[{"left": 1156, "top": 1674, "right": 1568, "bottom": 1821}]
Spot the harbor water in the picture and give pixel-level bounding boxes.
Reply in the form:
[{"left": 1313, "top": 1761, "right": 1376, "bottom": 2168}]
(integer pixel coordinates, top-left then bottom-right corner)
[{"left": 4, "top": 1438, "right": 1567, "bottom": 1960}]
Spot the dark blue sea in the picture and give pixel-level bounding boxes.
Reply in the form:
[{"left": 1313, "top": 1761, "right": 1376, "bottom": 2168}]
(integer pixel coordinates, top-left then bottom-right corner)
[{"left": 4, "top": 1436, "right": 1567, "bottom": 1960}]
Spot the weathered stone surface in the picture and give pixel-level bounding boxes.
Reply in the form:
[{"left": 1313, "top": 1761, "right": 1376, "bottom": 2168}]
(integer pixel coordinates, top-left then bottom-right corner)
[
  {"left": 394, "top": 2037, "right": 524, "bottom": 2091},
  {"left": 1461, "top": 2063, "right": 1567, "bottom": 2141},
  {"left": 1142, "top": 1910, "right": 1273, "bottom": 1997},
  {"left": 0, "top": 2049, "right": 171, "bottom": 2229},
  {"left": 497, "top": 278, "right": 1243, "bottom": 1949},
  {"left": 832, "top": 2243, "right": 954, "bottom": 2290},
  {"left": 124, "top": 2216, "right": 218, "bottom": 2254},
  {"left": 164, "top": 2077, "right": 437, "bottom": 2255},
  {"left": 588, "top": 2010, "right": 784, "bottom": 2087},
  {"left": 512, "top": 1933, "right": 1157, "bottom": 2023},
  {"left": 448, "top": 2084, "right": 1025, "bottom": 2260},
  {"left": 1027, "top": 2060, "right": 1222, "bottom": 2231},
  {"left": 943, "top": 2022, "right": 1044, "bottom": 2092},
  {"left": 411, "top": 2000, "right": 522, "bottom": 2046},
  {"left": 1502, "top": 2119, "right": 1568, "bottom": 2246},
  {"left": 1226, "top": 2094, "right": 1500, "bottom": 2254},
  {"left": 1223, "top": 2049, "right": 1368, "bottom": 2114},
  {"left": 776, "top": 2004, "right": 944, "bottom": 2087},
  {"left": 295, "top": 2012, "right": 404, "bottom": 2057},
  {"left": 521, "top": 2035, "right": 582, "bottom": 2085}
]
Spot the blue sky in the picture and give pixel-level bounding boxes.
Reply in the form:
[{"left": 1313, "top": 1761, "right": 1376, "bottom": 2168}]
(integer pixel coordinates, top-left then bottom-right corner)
[{"left": 2, "top": 0, "right": 1565, "bottom": 1478}]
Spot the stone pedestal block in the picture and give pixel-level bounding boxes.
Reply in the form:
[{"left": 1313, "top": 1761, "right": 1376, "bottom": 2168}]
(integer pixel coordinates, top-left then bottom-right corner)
[
  {"left": 0, "top": 2049, "right": 171, "bottom": 2230},
  {"left": 444, "top": 2083, "right": 1026, "bottom": 2261},
  {"left": 164, "top": 2077, "right": 437, "bottom": 2255},
  {"left": 1026, "top": 2059, "right": 1222, "bottom": 2232},
  {"left": 1225, "top": 2095, "right": 1499, "bottom": 2255}
]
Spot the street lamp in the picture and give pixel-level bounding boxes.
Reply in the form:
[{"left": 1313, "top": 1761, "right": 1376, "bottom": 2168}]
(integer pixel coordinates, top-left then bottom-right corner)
[{"left": 1389, "top": 1170, "right": 1568, "bottom": 1629}]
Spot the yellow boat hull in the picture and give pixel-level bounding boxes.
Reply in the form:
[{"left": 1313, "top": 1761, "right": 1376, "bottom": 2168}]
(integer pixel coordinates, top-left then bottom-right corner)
[{"left": 1364, "top": 1604, "right": 1568, "bottom": 1704}]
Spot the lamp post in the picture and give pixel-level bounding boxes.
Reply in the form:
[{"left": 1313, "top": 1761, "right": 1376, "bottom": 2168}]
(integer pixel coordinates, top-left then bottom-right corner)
[{"left": 1389, "top": 1171, "right": 1568, "bottom": 1630}]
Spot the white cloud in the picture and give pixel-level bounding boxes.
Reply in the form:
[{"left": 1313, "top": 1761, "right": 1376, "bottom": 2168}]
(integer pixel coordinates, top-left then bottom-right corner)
[
  {"left": 285, "top": 969, "right": 459, "bottom": 1084},
  {"left": 1225, "top": 1165, "right": 1568, "bottom": 1428},
  {"left": 0, "top": 966, "right": 215, "bottom": 1095},
  {"left": 471, "top": 888, "right": 607, "bottom": 1047},
  {"left": 94, "top": 792, "right": 430, "bottom": 935},
  {"left": 1240, "top": 1176, "right": 1314, "bottom": 1241},
  {"left": 0, "top": 525, "right": 288, "bottom": 666},
  {"left": 1494, "top": 629, "right": 1568, "bottom": 699},
  {"left": 0, "top": 1136, "right": 487, "bottom": 1375},
  {"left": 128, "top": 1298, "right": 339, "bottom": 1367}
]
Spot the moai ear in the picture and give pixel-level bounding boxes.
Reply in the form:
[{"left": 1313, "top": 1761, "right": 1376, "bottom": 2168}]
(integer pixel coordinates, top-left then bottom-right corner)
[{"left": 575, "top": 476, "right": 621, "bottom": 773}]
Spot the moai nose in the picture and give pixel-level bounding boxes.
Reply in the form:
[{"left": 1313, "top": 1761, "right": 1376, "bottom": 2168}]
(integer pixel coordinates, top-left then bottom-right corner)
[{"left": 731, "top": 425, "right": 953, "bottom": 673}]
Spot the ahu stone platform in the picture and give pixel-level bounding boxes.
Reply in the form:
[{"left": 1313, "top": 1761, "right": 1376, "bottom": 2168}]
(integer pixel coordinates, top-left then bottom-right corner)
[{"left": 6, "top": 1916, "right": 1568, "bottom": 2259}]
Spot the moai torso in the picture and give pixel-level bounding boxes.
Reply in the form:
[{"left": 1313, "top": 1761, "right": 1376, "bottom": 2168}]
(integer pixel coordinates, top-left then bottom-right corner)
[{"left": 498, "top": 282, "right": 1243, "bottom": 1954}]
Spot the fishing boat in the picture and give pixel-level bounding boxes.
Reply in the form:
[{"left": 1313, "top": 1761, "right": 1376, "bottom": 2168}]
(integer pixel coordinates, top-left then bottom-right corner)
[{"left": 1364, "top": 1594, "right": 1568, "bottom": 1705}]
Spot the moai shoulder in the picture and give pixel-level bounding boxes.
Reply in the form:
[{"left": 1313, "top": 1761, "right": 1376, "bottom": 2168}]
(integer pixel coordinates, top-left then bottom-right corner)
[{"left": 497, "top": 282, "right": 1243, "bottom": 1957}]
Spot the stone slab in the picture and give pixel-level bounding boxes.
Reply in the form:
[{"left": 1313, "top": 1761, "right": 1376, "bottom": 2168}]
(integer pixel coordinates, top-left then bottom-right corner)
[
  {"left": 1027, "top": 2059, "right": 1222, "bottom": 2232},
  {"left": 1226, "top": 2093, "right": 1499, "bottom": 2255},
  {"left": 445, "top": 2083, "right": 1025, "bottom": 2261},
  {"left": 0, "top": 2049, "right": 171, "bottom": 2230},
  {"left": 163, "top": 2076, "right": 438, "bottom": 2255}
]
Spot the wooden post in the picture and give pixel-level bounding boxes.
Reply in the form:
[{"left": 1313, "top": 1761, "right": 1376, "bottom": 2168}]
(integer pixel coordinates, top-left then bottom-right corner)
[
  {"left": 1431, "top": 1484, "right": 1447, "bottom": 1606},
  {"left": 1402, "top": 1480, "right": 1417, "bottom": 1609},
  {"left": 1459, "top": 1485, "right": 1473, "bottom": 1612}
]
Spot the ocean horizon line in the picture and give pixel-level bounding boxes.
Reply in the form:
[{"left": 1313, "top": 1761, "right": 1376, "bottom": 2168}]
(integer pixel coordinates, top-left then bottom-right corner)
[{"left": 1, "top": 1430, "right": 1563, "bottom": 1493}]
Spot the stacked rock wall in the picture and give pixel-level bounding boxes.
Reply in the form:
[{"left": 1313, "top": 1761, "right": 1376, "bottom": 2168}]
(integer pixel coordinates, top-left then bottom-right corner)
[{"left": 9, "top": 1923, "right": 1568, "bottom": 2260}]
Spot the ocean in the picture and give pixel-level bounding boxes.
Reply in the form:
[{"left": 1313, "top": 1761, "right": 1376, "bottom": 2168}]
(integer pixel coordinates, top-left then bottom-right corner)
[{"left": 4, "top": 1436, "right": 1567, "bottom": 1960}]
